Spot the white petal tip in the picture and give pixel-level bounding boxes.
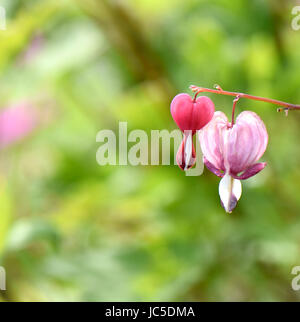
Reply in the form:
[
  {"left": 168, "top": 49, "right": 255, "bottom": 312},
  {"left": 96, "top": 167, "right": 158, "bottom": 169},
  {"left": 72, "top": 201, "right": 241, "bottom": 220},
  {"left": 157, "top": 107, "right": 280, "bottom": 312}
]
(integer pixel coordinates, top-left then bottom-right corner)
[{"left": 219, "top": 173, "right": 242, "bottom": 213}]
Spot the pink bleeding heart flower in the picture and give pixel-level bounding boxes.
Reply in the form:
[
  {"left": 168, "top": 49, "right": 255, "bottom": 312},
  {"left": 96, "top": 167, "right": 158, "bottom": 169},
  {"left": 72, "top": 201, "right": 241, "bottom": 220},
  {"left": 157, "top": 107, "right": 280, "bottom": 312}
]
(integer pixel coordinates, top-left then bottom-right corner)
[
  {"left": 199, "top": 110, "right": 268, "bottom": 213},
  {"left": 171, "top": 93, "right": 215, "bottom": 170}
]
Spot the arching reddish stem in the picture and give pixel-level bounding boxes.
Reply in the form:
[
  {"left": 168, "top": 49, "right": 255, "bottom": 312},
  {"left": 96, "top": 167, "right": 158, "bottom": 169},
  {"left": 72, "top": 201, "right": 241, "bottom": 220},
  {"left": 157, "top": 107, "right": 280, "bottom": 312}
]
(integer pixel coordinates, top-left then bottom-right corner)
[
  {"left": 190, "top": 85, "right": 300, "bottom": 111},
  {"left": 193, "top": 91, "right": 199, "bottom": 103}
]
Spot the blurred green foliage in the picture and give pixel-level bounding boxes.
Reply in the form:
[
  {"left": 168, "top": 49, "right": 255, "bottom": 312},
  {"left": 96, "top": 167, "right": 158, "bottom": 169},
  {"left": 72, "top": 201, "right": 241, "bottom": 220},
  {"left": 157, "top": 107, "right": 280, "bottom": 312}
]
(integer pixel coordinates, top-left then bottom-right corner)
[{"left": 0, "top": 0, "right": 300, "bottom": 301}]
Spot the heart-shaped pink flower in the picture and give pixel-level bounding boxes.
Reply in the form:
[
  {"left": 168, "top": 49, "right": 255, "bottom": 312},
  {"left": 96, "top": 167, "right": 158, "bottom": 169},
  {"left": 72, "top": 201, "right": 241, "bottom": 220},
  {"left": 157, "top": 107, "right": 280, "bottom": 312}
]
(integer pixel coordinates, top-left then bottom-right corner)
[{"left": 171, "top": 93, "right": 215, "bottom": 170}]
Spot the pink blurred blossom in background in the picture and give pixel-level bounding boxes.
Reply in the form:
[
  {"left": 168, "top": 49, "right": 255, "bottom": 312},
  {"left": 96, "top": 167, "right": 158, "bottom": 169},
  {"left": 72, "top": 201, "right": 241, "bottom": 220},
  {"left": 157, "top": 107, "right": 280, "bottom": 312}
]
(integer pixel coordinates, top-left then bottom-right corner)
[{"left": 0, "top": 102, "right": 38, "bottom": 148}]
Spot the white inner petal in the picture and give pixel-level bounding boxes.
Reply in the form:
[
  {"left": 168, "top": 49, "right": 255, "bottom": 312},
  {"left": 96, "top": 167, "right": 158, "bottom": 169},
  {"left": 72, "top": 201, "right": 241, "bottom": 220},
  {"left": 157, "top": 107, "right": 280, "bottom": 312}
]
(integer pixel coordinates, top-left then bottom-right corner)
[
  {"left": 184, "top": 132, "right": 193, "bottom": 171},
  {"left": 218, "top": 173, "right": 242, "bottom": 213}
]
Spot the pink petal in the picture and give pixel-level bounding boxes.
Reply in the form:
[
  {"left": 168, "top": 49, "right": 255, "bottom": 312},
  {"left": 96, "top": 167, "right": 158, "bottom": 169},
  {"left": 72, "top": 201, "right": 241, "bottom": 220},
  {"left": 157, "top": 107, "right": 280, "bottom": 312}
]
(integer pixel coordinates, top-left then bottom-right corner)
[
  {"left": 199, "top": 111, "right": 228, "bottom": 172},
  {"left": 231, "top": 162, "right": 267, "bottom": 180},
  {"left": 203, "top": 156, "right": 224, "bottom": 177},
  {"left": 171, "top": 94, "right": 215, "bottom": 132},
  {"left": 227, "top": 111, "right": 268, "bottom": 175}
]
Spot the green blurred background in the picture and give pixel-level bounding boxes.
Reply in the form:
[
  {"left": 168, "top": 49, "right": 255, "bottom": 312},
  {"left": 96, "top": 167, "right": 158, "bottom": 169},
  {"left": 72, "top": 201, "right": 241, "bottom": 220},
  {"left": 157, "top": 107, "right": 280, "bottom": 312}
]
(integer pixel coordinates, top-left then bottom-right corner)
[{"left": 0, "top": 0, "right": 300, "bottom": 302}]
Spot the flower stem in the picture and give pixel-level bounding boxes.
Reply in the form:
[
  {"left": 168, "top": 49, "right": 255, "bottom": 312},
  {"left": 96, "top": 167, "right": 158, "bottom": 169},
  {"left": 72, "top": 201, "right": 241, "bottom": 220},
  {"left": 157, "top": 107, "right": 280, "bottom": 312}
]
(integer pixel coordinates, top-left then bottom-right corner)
[
  {"left": 190, "top": 85, "right": 300, "bottom": 111},
  {"left": 231, "top": 95, "right": 240, "bottom": 127},
  {"left": 193, "top": 91, "right": 199, "bottom": 103}
]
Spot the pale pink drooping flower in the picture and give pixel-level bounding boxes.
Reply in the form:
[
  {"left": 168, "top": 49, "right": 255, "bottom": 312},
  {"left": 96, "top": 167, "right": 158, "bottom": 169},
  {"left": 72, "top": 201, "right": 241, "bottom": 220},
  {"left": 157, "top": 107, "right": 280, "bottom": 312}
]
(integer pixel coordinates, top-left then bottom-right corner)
[{"left": 199, "top": 111, "right": 268, "bottom": 213}]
